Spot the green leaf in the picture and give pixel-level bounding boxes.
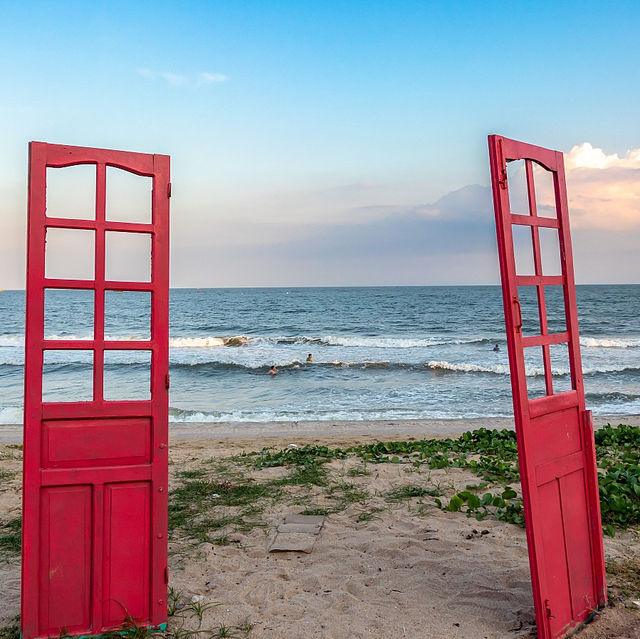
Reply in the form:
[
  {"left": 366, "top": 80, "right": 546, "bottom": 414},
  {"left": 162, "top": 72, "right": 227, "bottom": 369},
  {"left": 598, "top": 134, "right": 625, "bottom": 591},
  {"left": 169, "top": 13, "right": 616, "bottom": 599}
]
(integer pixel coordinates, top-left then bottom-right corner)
[{"left": 467, "top": 494, "right": 481, "bottom": 509}]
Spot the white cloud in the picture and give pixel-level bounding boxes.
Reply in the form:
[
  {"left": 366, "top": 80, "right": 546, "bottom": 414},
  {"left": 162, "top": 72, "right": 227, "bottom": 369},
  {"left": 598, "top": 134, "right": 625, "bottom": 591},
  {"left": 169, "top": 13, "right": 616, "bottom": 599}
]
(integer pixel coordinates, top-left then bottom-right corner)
[
  {"left": 197, "top": 72, "right": 228, "bottom": 86},
  {"left": 565, "top": 142, "right": 640, "bottom": 170},
  {"left": 137, "top": 67, "right": 155, "bottom": 79},
  {"left": 508, "top": 143, "right": 640, "bottom": 231},
  {"left": 564, "top": 143, "right": 640, "bottom": 230},
  {"left": 137, "top": 68, "right": 228, "bottom": 88},
  {"left": 160, "top": 71, "right": 187, "bottom": 86}
]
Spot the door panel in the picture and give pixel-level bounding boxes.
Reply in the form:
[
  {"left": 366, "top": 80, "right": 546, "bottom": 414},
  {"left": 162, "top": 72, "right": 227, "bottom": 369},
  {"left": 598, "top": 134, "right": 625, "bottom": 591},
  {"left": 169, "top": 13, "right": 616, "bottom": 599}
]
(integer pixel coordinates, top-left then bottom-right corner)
[
  {"left": 103, "top": 482, "right": 151, "bottom": 625},
  {"left": 38, "top": 485, "right": 92, "bottom": 633},
  {"left": 22, "top": 142, "right": 170, "bottom": 638},
  {"left": 488, "top": 135, "right": 606, "bottom": 638}
]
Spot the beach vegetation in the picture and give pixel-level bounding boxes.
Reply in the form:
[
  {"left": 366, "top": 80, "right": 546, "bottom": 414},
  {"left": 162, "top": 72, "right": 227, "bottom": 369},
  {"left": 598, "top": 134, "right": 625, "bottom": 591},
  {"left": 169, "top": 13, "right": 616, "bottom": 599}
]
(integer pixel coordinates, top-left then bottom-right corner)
[
  {"left": 594, "top": 424, "right": 640, "bottom": 536},
  {"left": 0, "top": 616, "right": 19, "bottom": 639},
  {"left": 385, "top": 484, "right": 442, "bottom": 502},
  {"left": 299, "top": 507, "right": 330, "bottom": 516},
  {"left": 0, "top": 517, "right": 21, "bottom": 558},
  {"left": 275, "top": 462, "right": 328, "bottom": 487},
  {"left": 346, "top": 463, "right": 371, "bottom": 477},
  {"left": 164, "top": 589, "right": 252, "bottom": 638},
  {"left": 178, "top": 469, "right": 208, "bottom": 480},
  {"left": 241, "top": 424, "right": 640, "bottom": 535},
  {"left": 355, "top": 507, "right": 385, "bottom": 523},
  {"left": 606, "top": 557, "right": 640, "bottom": 604}
]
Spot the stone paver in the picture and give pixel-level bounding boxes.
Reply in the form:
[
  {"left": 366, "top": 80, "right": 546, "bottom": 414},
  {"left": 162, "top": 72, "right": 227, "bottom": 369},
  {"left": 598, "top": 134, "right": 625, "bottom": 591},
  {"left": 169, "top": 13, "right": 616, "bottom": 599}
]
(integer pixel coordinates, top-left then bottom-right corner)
[{"left": 269, "top": 514, "right": 326, "bottom": 553}]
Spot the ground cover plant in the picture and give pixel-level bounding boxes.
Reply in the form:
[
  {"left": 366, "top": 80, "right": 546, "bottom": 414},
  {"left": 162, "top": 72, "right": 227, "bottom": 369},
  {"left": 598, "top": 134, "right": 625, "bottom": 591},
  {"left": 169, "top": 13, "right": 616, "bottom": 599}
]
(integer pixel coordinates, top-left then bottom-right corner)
[
  {"left": 0, "top": 424, "right": 638, "bottom": 635},
  {"left": 242, "top": 424, "right": 640, "bottom": 535}
]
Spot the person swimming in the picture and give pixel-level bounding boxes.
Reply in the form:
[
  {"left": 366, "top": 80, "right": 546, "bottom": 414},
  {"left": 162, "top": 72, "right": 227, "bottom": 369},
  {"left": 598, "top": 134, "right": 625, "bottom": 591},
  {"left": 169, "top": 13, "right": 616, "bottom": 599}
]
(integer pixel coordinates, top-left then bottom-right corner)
[
  {"left": 269, "top": 365, "right": 278, "bottom": 375},
  {"left": 306, "top": 353, "right": 313, "bottom": 362},
  {"left": 493, "top": 343, "right": 500, "bottom": 352}
]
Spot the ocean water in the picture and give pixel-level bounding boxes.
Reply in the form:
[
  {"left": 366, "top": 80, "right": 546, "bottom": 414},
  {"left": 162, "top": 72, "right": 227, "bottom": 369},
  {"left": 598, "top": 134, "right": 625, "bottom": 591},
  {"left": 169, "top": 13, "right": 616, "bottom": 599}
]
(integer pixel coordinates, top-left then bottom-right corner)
[{"left": 0, "top": 285, "right": 639, "bottom": 425}]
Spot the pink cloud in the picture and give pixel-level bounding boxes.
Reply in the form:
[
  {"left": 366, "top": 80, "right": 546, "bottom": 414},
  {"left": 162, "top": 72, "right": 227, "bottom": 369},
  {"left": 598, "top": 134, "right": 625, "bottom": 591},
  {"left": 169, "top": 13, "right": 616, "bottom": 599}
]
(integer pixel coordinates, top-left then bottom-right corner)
[{"left": 564, "top": 143, "right": 640, "bottom": 230}]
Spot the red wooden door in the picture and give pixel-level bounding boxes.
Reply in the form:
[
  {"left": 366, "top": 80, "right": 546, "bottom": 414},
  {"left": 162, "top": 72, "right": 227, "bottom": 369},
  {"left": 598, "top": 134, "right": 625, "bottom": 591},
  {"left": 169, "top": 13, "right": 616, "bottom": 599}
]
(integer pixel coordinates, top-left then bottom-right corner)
[
  {"left": 488, "top": 136, "right": 606, "bottom": 638},
  {"left": 22, "top": 142, "right": 170, "bottom": 638}
]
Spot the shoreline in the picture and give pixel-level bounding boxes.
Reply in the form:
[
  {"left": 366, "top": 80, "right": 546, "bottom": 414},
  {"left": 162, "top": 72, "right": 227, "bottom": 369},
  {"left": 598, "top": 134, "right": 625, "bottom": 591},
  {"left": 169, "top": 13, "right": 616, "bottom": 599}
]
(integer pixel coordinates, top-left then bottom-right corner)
[{"left": 1, "top": 413, "right": 639, "bottom": 445}]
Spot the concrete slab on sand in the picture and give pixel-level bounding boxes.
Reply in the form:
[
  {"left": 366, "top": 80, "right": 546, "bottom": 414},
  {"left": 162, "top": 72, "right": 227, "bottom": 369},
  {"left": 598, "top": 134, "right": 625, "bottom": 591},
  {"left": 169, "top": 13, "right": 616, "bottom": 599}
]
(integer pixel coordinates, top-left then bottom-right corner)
[
  {"left": 269, "top": 514, "right": 326, "bottom": 553},
  {"left": 283, "top": 513, "right": 325, "bottom": 527},
  {"left": 277, "top": 523, "right": 323, "bottom": 534}
]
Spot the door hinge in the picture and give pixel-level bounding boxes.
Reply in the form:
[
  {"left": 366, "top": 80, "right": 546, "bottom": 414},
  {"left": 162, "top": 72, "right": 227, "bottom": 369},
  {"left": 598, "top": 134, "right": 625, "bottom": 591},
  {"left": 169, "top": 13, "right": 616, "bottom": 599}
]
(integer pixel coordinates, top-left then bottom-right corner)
[
  {"left": 167, "top": 182, "right": 172, "bottom": 198},
  {"left": 165, "top": 373, "right": 171, "bottom": 390},
  {"left": 164, "top": 566, "right": 169, "bottom": 584},
  {"left": 499, "top": 168, "right": 508, "bottom": 190}
]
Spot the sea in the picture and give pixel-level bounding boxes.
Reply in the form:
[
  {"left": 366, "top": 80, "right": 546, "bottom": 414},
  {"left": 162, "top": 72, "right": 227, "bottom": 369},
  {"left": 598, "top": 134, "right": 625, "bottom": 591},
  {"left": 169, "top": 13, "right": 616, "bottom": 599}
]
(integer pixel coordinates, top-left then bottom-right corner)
[{"left": 0, "top": 285, "right": 639, "bottom": 425}]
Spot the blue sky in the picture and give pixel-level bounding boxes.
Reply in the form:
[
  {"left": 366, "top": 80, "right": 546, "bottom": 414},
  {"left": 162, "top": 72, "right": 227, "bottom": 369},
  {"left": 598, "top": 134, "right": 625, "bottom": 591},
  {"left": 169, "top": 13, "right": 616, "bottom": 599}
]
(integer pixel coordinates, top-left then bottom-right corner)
[{"left": 1, "top": 1, "right": 639, "bottom": 287}]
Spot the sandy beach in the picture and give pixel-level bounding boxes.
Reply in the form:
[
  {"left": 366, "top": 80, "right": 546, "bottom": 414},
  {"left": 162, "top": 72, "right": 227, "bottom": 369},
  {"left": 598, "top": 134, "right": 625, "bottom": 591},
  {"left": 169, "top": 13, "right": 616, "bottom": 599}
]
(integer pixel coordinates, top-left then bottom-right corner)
[{"left": 1, "top": 418, "right": 639, "bottom": 638}]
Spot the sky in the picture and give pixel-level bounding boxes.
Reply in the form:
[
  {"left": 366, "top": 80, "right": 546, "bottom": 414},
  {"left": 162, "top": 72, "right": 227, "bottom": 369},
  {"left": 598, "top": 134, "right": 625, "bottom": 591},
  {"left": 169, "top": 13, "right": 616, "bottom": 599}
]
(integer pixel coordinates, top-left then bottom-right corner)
[{"left": 0, "top": 0, "right": 639, "bottom": 288}]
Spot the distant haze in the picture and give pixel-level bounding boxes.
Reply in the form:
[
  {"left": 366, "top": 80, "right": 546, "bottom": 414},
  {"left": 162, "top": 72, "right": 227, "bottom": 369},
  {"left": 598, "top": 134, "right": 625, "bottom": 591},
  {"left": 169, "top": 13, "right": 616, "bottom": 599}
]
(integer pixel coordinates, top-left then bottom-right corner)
[{"left": 0, "top": 3, "right": 638, "bottom": 287}]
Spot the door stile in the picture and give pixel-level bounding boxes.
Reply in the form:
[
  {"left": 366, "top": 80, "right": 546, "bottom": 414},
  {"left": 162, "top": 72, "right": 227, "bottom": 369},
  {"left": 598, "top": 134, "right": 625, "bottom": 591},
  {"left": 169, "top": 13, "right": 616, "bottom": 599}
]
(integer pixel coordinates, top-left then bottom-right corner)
[
  {"left": 149, "top": 153, "right": 170, "bottom": 616},
  {"left": 22, "top": 142, "right": 48, "bottom": 639}
]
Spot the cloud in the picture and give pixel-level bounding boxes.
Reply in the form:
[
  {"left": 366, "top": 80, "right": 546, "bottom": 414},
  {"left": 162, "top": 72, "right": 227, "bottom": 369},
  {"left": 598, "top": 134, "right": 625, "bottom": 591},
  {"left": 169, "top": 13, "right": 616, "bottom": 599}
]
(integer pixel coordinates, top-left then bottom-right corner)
[
  {"left": 505, "top": 142, "right": 640, "bottom": 231},
  {"left": 565, "top": 143, "right": 640, "bottom": 170},
  {"left": 205, "top": 185, "right": 495, "bottom": 259},
  {"left": 171, "top": 184, "right": 501, "bottom": 286},
  {"left": 197, "top": 72, "right": 228, "bottom": 86},
  {"left": 161, "top": 72, "right": 187, "bottom": 86},
  {"left": 137, "top": 68, "right": 228, "bottom": 88},
  {"left": 563, "top": 143, "right": 640, "bottom": 230},
  {"left": 137, "top": 67, "right": 155, "bottom": 80}
]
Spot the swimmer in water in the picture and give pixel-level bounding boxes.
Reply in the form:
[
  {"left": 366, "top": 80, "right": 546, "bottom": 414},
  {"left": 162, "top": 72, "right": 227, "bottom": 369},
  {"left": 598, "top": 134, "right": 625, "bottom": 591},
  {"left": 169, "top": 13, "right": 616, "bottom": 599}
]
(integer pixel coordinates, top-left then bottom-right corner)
[
  {"left": 306, "top": 353, "right": 313, "bottom": 362},
  {"left": 269, "top": 365, "right": 278, "bottom": 375},
  {"left": 493, "top": 343, "right": 500, "bottom": 352}
]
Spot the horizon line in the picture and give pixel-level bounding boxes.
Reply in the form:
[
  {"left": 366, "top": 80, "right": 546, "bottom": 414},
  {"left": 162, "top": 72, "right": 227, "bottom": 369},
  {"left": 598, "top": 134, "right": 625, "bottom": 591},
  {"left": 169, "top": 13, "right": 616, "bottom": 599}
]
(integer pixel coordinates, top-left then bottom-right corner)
[{"left": 1, "top": 282, "right": 638, "bottom": 292}]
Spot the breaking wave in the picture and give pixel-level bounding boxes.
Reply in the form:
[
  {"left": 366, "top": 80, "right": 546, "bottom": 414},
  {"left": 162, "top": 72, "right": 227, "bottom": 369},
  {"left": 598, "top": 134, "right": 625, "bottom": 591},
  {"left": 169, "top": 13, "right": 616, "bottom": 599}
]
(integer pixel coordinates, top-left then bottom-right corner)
[
  {"left": 0, "top": 406, "right": 22, "bottom": 424},
  {"left": 169, "top": 336, "right": 250, "bottom": 348},
  {"left": 267, "top": 335, "right": 491, "bottom": 348},
  {"left": 426, "top": 360, "right": 640, "bottom": 377},
  {"left": 170, "top": 334, "right": 491, "bottom": 348},
  {"left": 580, "top": 337, "right": 640, "bottom": 349}
]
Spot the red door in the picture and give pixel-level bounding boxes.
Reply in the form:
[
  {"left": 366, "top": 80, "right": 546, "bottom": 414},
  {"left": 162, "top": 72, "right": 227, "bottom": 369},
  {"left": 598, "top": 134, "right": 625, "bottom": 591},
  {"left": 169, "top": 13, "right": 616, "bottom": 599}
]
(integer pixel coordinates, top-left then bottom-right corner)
[
  {"left": 22, "top": 142, "right": 170, "bottom": 638},
  {"left": 488, "top": 136, "right": 606, "bottom": 638}
]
